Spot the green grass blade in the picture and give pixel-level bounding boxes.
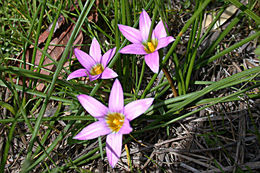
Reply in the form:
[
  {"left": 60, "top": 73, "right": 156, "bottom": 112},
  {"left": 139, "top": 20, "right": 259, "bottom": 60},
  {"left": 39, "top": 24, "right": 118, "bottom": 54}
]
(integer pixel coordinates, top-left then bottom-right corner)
[
  {"left": 0, "top": 101, "right": 16, "bottom": 115},
  {"left": 25, "top": 0, "right": 96, "bottom": 164},
  {"left": 141, "top": 0, "right": 212, "bottom": 98},
  {"left": 196, "top": 30, "right": 260, "bottom": 69},
  {"left": 227, "top": 0, "right": 260, "bottom": 25}
]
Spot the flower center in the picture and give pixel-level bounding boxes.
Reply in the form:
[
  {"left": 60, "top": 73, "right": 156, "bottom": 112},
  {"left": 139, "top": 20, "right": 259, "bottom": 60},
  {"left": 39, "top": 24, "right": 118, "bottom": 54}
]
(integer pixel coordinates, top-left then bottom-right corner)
[
  {"left": 106, "top": 112, "right": 125, "bottom": 132},
  {"left": 90, "top": 64, "right": 104, "bottom": 75},
  {"left": 144, "top": 40, "right": 158, "bottom": 53}
]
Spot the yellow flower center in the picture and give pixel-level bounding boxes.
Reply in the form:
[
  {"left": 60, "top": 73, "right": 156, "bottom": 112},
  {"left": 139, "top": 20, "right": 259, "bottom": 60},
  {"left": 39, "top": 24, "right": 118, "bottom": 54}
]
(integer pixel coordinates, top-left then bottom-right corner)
[
  {"left": 90, "top": 64, "right": 104, "bottom": 75},
  {"left": 144, "top": 40, "right": 158, "bottom": 53},
  {"left": 106, "top": 113, "right": 125, "bottom": 132}
]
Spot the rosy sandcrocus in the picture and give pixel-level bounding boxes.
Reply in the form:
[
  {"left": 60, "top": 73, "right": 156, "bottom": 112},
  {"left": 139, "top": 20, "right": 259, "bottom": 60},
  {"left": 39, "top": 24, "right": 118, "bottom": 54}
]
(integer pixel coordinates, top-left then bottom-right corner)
[
  {"left": 118, "top": 10, "right": 175, "bottom": 73},
  {"left": 74, "top": 79, "right": 154, "bottom": 168},
  {"left": 67, "top": 38, "right": 118, "bottom": 81}
]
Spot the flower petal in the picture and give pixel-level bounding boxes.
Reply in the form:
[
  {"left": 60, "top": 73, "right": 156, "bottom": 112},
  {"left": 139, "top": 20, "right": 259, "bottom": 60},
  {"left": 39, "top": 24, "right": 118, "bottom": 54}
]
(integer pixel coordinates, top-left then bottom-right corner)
[
  {"left": 101, "top": 68, "right": 118, "bottom": 79},
  {"left": 139, "top": 9, "right": 151, "bottom": 41},
  {"left": 144, "top": 51, "right": 159, "bottom": 73},
  {"left": 156, "top": 36, "right": 175, "bottom": 50},
  {"left": 106, "top": 133, "right": 122, "bottom": 168},
  {"left": 124, "top": 98, "right": 154, "bottom": 121},
  {"left": 101, "top": 48, "right": 116, "bottom": 67},
  {"left": 74, "top": 48, "right": 96, "bottom": 71},
  {"left": 120, "top": 44, "right": 147, "bottom": 55},
  {"left": 118, "top": 24, "right": 142, "bottom": 44},
  {"left": 109, "top": 79, "right": 124, "bottom": 113},
  {"left": 118, "top": 118, "right": 132, "bottom": 134},
  {"left": 89, "top": 37, "right": 102, "bottom": 62},
  {"left": 73, "top": 120, "right": 110, "bottom": 140},
  {"left": 77, "top": 94, "right": 108, "bottom": 118},
  {"left": 89, "top": 74, "right": 101, "bottom": 81},
  {"left": 154, "top": 20, "right": 167, "bottom": 39},
  {"left": 67, "top": 69, "right": 88, "bottom": 80}
]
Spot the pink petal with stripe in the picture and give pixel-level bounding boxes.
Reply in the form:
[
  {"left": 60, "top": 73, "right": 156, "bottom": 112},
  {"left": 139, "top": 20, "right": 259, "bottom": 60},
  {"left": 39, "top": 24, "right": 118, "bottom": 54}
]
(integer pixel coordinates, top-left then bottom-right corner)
[
  {"left": 77, "top": 94, "right": 108, "bottom": 118},
  {"left": 124, "top": 98, "right": 154, "bottom": 121},
  {"left": 119, "top": 44, "right": 147, "bottom": 55},
  {"left": 67, "top": 69, "right": 88, "bottom": 80},
  {"left": 89, "top": 37, "right": 102, "bottom": 62},
  {"left": 139, "top": 10, "right": 151, "bottom": 41},
  {"left": 109, "top": 79, "right": 124, "bottom": 113},
  {"left": 106, "top": 133, "right": 122, "bottom": 168},
  {"left": 144, "top": 51, "right": 159, "bottom": 73},
  {"left": 74, "top": 48, "right": 96, "bottom": 71},
  {"left": 73, "top": 120, "right": 110, "bottom": 140},
  {"left": 101, "top": 48, "right": 116, "bottom": 67},
  {"left": 118, "top": 24, "right": 142, "bottom": 44},
  {"left": 101, "top": 68, "right": 118, "bottom": 79}
]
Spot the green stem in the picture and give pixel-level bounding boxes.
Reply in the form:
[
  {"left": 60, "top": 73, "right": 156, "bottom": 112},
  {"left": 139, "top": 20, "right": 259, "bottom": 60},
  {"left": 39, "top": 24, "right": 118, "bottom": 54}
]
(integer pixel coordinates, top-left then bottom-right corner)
[
  {"left": 125, "top": 0, "right": 132, "bottom": 26},
  {"left": 30, "top": 0, "right": 46, "bottom": 70},
  {"left": 184, "top": 1, "right": 199, "bottom": 74},
  {"left": 121, "top": 0, "right": 126, "bottom": 25},
  {"left": 121, "top": 0, "right": 130, "bottom": 90},
  {"left": 115, "top": 0, "right": 122, "bottom": 77},
  {"left": 136, "top": 60, "right": 146, "bottom": 97},
  {"left": 184, "top": 5, "right": 226, "bottom": 90},
  {"left": 147, "top": 4, "right": 158, "bottom": 42},
  {"left": 185, "top": 0, "right": 202, "bottom": 91}
]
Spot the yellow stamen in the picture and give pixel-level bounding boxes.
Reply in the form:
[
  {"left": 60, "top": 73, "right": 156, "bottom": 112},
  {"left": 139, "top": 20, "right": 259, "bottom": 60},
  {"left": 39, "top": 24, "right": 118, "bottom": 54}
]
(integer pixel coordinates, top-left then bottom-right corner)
[
  {"left": 90, "top": 64, "right": 104, "bottom": 75},
  {"left": 106, "top": 113, "right": 125, "bottom": 132},
  {"left": 144, "top": 40, "right": 158, "bottom": 53},
  {"left": 147, "top": 42, "right": 155, "bottom": 52}
]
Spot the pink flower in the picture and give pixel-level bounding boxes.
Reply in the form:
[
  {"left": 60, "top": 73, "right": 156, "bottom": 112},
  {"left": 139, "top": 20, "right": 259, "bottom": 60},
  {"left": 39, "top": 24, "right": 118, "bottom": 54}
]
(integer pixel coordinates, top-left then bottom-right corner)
[
  {"left": 67, "top": 38, "right": 118, "bottom": 81},
  {"left": 74, "top": 79, "right": 154, "bottom": 168},
  {"left": 118, "top": 10, "right": 175, "bottom": 73}
]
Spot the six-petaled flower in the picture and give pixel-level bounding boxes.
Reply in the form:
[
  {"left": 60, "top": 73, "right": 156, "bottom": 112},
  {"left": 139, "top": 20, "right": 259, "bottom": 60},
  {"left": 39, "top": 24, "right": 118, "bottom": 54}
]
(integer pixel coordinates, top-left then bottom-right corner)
[
  {"left": 118, "top": 9, "right": 175, "bottom": 73},
  {"left": 67, "top": 38, "right": 118, "bottom": 81},
  {"left": 73, "top": 79, "right": 154, "bottom": 168}
]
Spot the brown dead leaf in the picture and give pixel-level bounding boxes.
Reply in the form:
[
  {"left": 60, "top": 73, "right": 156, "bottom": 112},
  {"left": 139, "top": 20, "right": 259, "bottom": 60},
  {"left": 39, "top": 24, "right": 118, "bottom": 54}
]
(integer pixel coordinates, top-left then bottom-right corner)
[
  {"left": 8, "top": 0, "right": 101, "bottom": 91},
  {"left": 8, "top": 18, "right": 83, "bottom": 91},
  {"left": 29, "top": 16, "right": 65, "bottom": 49},
  {"left": 34, "top": 23, "right": 83, "bottom": 91}
]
